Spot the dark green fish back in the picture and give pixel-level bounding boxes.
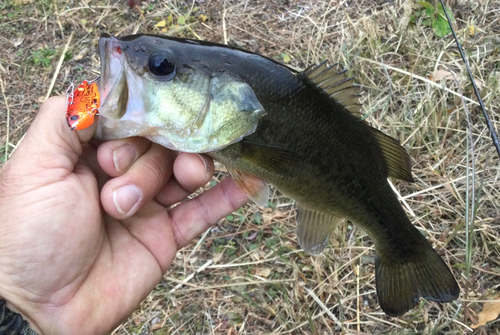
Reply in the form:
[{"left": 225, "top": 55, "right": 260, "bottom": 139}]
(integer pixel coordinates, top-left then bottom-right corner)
[{"left": 211, "top": 59, "right": 459, "bottom": 316}]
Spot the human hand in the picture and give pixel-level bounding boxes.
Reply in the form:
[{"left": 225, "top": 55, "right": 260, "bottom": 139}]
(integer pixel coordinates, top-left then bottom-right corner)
[{"left": 0, "top": 96, "right": 248, "bottom": 334}]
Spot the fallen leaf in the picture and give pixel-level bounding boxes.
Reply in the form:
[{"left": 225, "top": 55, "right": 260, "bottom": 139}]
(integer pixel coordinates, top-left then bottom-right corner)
[
  {"left": 13, "top": 38, "right": 24, "bottom": 47},
  {"left": 155, "top": 20, "right": 167, "bottom": 28},
  {"left": 151, "top": 323, "right": 162, "bottom": 331},
  {"left": 213, "top": 252, "right": 223, "bottom": 263},
  {"left": 73, "top": 47, "right": 89, "bottom": 61},
  {"left": 428, "top": 69, "right": 453, "bottom": 82},
  {"left": 127, "top": 0, "right": 141, "bottom": 9},
  {"left": 256, "top": 268, "right": 271, "bottom": 278},
  {"left": 246, "top": 231, "right": 258, "bottom": 241},
  {"left": 473, "top": 77, "right": 484, "bottom": 90},
  {"left": 471, "top": 297, "right": 500, "bottom": 329},
  {"left": 199, "top": 14, "right": 208, "bottom": 22},
  {"left": 282, "top": 53, "right": 291, "bottom": 63}
]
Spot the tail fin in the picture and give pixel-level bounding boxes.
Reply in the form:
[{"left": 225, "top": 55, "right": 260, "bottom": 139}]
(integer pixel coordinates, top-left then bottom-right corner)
[{"left": 375, "top": 241, "right": 459, "bottom": 317}]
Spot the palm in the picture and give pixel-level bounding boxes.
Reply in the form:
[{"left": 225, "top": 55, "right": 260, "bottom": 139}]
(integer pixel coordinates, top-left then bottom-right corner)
[
  {"left": 0, "top": 96, "right": 249, "bottom": 335},
  {"left": 2, "top": 143, "right": 169, "bottom": 333}
]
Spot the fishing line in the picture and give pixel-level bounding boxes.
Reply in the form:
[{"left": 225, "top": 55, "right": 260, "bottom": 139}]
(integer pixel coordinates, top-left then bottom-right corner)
[{"left": 438, "top": 0, "right": 500, "bottom": 159}]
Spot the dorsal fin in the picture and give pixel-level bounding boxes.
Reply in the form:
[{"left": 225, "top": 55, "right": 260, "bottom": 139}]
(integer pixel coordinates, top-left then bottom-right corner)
[
  {"left": 303, "top": 62, "right": 363, "bottom": 117},
  {"left": 370, "top": 128, "right": 414, "bottom": 182}
]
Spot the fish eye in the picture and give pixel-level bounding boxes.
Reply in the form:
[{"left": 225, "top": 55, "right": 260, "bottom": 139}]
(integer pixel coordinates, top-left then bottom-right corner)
[
  {"left": 70, "top": 115, "right": 79, "bottom": 121},
  {"left": 148, "top": 53, "right": 176, "bottom": 78}
]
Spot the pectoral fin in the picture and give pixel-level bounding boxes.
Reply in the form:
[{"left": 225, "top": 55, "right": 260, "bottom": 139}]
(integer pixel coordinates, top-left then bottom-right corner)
[
  {"left": 239, "top": 140, "right": 301, "bottom": 176},
  {"left": 296, "top": 205, "right": 343, "bottom": 255},
  {"left": 227, "top": 168, "right": 269, "bottom": 207}
]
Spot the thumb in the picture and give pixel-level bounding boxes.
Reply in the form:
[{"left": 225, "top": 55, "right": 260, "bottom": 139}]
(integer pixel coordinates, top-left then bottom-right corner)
[{"left": 7, "top": 95, "right": 97, "bottom": 176}]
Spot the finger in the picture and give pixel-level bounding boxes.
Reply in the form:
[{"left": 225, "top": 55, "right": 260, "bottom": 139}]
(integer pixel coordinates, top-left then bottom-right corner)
[
  {"left": 174, "top": 153, "right": 214, "bottom": 191},
  {"left": 100, "top": 143, "right": 175, "bottom": 219},
  {"left": 18, "top": 96, "right": 96, "bottom": 163},
  {"left": 168, "top": 177, "right": 249, "bottom": 249},
  {"left": 155, "top": 153, "right": 214, "bottom": 207},
  {"left": 2, "top": 96, "right": 98, "bottom": 192},
  {"left": 97, "top": 137, "right": 152, "bottom": 177},
  {"left": 79, "top": 143, "right": 110, "bottom": 190}
]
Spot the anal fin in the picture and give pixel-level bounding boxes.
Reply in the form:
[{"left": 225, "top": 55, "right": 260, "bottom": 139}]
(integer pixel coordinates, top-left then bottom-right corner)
[
  {"left": 296, "top": 205, "right": 343, "bottom": 255},
  {"left": 228, "top": 168, "right": 269, "bottom": 207}
]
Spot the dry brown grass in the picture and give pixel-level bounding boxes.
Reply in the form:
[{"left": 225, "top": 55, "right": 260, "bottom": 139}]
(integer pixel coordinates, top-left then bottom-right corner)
[{"left": 1, "top": 0, "right": 500, "bottom": 334}]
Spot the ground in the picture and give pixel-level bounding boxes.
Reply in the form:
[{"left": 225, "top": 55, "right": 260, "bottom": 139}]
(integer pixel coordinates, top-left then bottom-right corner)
[{"left": 1, "top": 0, "right": 500, "bottom": 334}]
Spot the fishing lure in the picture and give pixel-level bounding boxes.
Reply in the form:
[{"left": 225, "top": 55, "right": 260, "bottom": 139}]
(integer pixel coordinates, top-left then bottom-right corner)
[{"left": 65, "top": 78, "right": 100, "bottom": 131}]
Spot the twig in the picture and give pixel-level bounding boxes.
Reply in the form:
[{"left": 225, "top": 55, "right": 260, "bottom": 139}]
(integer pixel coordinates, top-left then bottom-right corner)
[
  {"left": 168, "top": 259, "right": 213, "bottom": 293},
  {"left": 222, "top": 9, "right": 228, "bottom": 45},
  {"left": 43, "top": 31, "right": 74, "bottom": 101},
  {"left": 172, "top": 279, "right": 295, "bottom": 294},
  {"left": 388, "top": 179, "right": 416, "bottom": 217},
  {"left": 305, "top": 287, "right": 343, "bottom": 329},
  {"left": 356, "top": 264, "right": 360, "bottom": 333},
  {"left": 358, "top": 57, "right": 479, "bottom": 105},
  {"left": 187, "top": 227, "right": 211, "bottom": 260},
  {"left": 438, "top": 0, "right": 500, "bottom": 158},
  {"left": 0, "top": 75, "right": 9, "bottom": 162},
  {"left": 401, "top": 171, "right": 483, "bottom": 200}
]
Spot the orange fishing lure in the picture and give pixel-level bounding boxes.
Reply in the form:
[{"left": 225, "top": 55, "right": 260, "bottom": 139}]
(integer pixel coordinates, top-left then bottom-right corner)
[{"left": 66, "top": 79, "right": 100, "bottom": 131}]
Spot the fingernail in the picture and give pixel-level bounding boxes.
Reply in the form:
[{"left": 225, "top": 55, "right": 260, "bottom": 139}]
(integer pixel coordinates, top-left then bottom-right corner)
[
  {"left": 113, "top": 184, "right": 142, "bottom": 215},
  {"left": 113, "top": 144, "right": 137, "bottom": 173},
  {"left": 196, "top": 154, "right": 209, "bottom": 173}
]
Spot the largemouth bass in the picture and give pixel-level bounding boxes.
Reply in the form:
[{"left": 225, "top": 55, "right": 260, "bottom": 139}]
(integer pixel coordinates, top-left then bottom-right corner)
[{"left": 95, "top": 33, "right": 459, "bottom": 316}]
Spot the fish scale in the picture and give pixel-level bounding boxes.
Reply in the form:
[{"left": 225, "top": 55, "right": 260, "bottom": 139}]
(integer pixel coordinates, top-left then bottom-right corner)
[{"left": 95, "top": 33, "right": 459, "bottom": 316}]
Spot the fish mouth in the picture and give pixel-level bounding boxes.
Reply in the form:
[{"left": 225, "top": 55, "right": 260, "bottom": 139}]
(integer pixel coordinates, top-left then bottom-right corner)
[
  {"left": 98, "top": 34, "right": 127, "bottom": 120},
  {"left": 95, "top": 34, "right": 146, "bottom": 140}
]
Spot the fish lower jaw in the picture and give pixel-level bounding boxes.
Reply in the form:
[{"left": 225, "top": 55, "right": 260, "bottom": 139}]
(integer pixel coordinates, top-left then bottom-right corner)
[{"left": 145, "top": 132, "right": 224, "bottom": 153}]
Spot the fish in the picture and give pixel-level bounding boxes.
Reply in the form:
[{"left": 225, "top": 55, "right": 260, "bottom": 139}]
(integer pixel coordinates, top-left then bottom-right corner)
[
  {"left": 66, "top": 79, "right": 100, "bottom": 131},
  {"left": 95, "top": 33, "right": 460, "bottom": 316}
]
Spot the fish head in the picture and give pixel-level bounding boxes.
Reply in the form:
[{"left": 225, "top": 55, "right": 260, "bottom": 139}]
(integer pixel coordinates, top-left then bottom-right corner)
[{"left": 95, "top": 34, "right": 266, "bottom": 153}]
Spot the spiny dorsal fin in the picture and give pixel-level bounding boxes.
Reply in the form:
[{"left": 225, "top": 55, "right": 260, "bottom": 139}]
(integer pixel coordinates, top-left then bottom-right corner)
[
  {"left": 227, "top": 168, "right": 269, "bottom": 208},
  {"left": 303, "top": 62, "right": 363, "bottom": 118},
  {"left": 370, "top": 128, "right": 414, "bottom": 182},
  {"left": 296, "top": 205, "right": 343, "bottom": 255},
  {"left": 303, "top": 60, "right": 328, "bottom": 78}
]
